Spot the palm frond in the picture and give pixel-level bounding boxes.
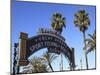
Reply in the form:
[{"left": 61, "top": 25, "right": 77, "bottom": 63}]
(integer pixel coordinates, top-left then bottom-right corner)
[
  {"left": 86, "top": 46, "right": 95, "bottom": 54},
  {"left": 88, "top": 34, "right": 94, "bottom": 40},
  {"left": 29, "top": 56, "right": 50, "bottom": 73},
  {"left": 73, "top": 10, "right": 90, "bottom": 32},
  {"left": 51, "top": 13, "right": 66, "bottom": 33},
  {"left": 85, "top": 30, "right": 96, "bottom": 54}
]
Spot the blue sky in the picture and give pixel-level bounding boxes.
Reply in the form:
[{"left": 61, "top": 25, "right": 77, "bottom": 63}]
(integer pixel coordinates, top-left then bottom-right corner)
[{"left": 12, "top": 1, "right": 96, "bottom": 71}]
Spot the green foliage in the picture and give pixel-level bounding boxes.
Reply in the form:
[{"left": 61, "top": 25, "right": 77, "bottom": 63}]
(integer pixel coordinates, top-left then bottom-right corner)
[
  {"left": 74, "top": 10, "right": 90, "bottom": 32},
  {"left": 51, "top": 13, "right": 66, "bottom": 34},
  {"left": 30, "top": 56, "right": 50, "bottom": 73},
  {"left": 29, "top": 52, "right": 58, "bottom": 73},
  {"left": 42, "top": 51, "right": 58, "bottom": 71},
  {"left": 85, "top": 30, "right": 96, "bottom": 54}
]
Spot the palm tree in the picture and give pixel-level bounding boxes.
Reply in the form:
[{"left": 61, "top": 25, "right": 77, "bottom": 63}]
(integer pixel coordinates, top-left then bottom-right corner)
[
  {"left": 85, "top": 30, "right": 96, "bottom": 69},
  {"left": 85, "top": 30, "right": 96, "bottom": 54},
  {"left": 42, "top": 51, "right": 58, "bottom": 72},
  {"left": 29, "top": 56, "right": 50, "bottom": 73},
  {"left": 74, "top": 10, "right": 90, "bottom": 70},
  {"left": 51, "top": 13, "right": 65, "bottom": 72},
  {"left": 51, "top": 13, "right": 66, "bottom": 34}
]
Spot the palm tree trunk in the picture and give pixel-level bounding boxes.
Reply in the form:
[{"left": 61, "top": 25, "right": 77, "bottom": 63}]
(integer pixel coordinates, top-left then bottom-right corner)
[
  {"left": 85, "top": 53, "right": 88, "bottom": 70},
  {"left": 49, "top": 63, "right": 54, "bottom": 72},
  {"left": 83, "top": 31, "right": 89, "bottom": 70}
]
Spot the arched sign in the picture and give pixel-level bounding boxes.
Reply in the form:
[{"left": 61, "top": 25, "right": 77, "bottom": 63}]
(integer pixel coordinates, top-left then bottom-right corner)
[{"left": 18, "top": 28, "right": 75, "bottom": 70}]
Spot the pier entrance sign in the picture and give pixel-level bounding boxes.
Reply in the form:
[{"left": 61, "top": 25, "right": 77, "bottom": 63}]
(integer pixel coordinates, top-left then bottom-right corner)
[{"left": 18, "top": 28, "right": 75, "bottom": 70}]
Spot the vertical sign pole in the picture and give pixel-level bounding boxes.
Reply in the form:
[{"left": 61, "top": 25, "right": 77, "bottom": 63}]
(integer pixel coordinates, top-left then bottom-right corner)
[{"left": 71, "top": 48, "right": 75, "bottom": 71}]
